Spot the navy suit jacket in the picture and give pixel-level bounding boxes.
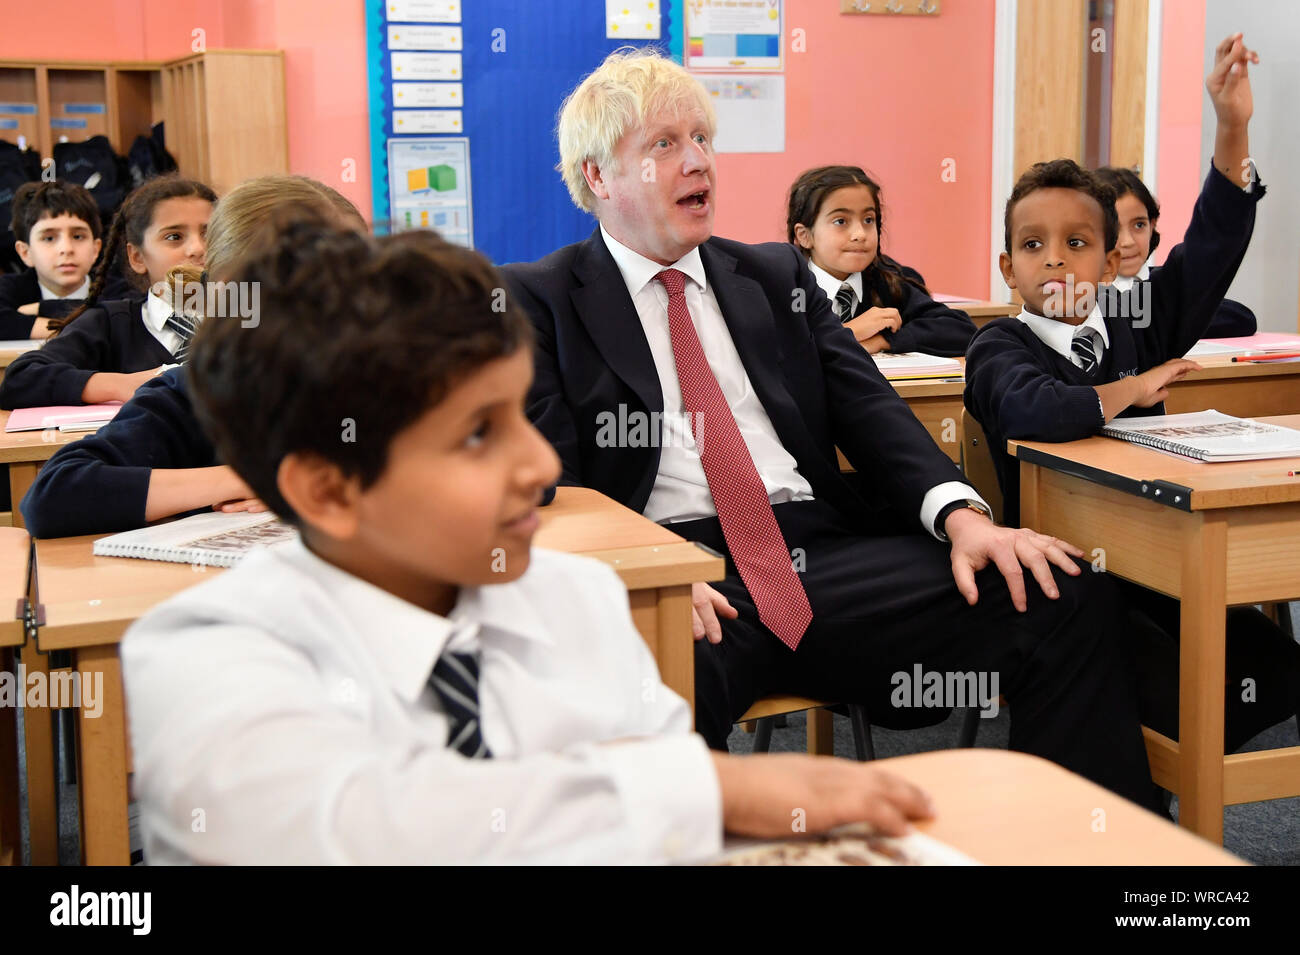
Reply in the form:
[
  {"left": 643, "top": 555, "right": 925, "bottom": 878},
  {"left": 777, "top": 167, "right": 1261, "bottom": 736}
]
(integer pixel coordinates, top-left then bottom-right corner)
[{"left": 502, "top": 229, "right": 963, "bottom": 533}]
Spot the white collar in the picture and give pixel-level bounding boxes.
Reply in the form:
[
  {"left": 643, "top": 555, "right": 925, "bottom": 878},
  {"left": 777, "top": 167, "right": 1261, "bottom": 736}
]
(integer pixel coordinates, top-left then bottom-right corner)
[
  {"left": 1109, "top": 260, "right": 1150, "bottom": 293},
  {"left": 283, "top": 539, "right": 554, "bottom": 704},
  {"left": 38, "top": 275, "right": 91, "bottom": 300},
  {"left": 143, "top": 290, "right": 174, "bottom": 332},
  {"left": 806, "top": 258, "right": 863, "bottom": 306},
  {"left": 1015, "top": 302, "right": 1110, "bottom": 363},
  {"left": 600, "top": 225, "right": 708, "bottom": 299}
]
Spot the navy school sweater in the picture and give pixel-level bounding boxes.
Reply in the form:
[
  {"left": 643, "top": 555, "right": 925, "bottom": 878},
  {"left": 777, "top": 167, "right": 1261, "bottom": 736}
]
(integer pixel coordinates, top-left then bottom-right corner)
[
  {"left": 0, "top": 268, "right": 135, "bottom": 340},
  {"left": 0, "top": 294, "right": 173, "bottom": 409},
  {"left": 20, "top": 367, "right": 217, "bottom": 538},
  {"left": 965, "top": 162, "right": 1265, "bottom": 526},
  {"left": 848, "top": 263, "right": 977, "bottom": 357}
]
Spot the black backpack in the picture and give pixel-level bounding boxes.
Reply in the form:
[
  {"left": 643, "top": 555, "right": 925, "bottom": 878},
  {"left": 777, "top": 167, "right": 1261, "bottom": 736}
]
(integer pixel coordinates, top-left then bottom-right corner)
[
  {"left": 52, "top": 135, "right": 128, "bottom": 221},
  {"left": 0, "top": 140, "right": 41, "bottom": 274},
  {"left": 126, "top": 122, "right": 178, "bottom": 188}
]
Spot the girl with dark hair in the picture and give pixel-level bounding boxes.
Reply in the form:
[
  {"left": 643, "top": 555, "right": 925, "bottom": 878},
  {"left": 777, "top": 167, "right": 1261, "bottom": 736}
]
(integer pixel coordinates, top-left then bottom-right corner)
[
  {"left": 0, "top": 174, "right": 215, "bottom": 409},
  {"left": 1095, "top": 165, "right": 1255, "bottom": 337},
  {"left": 786, "top": 165, "right": 975, "bottom": 356}
]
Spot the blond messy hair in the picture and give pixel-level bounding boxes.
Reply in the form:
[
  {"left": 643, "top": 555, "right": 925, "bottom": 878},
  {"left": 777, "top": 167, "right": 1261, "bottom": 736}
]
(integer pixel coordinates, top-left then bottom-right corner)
[
  {"left": 557, "top": 47, "right": 716, "bottom": 213},
  {"left": 163, "top": 175, "right": 367, "bottom": 310}
]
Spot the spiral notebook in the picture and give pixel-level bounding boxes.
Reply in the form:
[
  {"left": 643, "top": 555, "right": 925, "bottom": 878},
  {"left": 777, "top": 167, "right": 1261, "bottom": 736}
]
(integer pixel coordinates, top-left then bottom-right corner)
[
  {"left": 92, "top": 511, "right": 298, "bottom": 567},
  {"left": 1101, "top": 410, "right": 1300, "bottom": 462}
]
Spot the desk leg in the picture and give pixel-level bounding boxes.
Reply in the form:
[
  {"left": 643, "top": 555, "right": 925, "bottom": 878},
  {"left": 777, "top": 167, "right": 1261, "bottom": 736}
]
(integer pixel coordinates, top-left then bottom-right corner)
[
  {"left": 75, "top": 646, "right": 130, "bottom": 865},
  {"left": 1177, "top": 515, "right": 1228, "bottom": 843},
  {"left": 19, "top": 644, "right": 58, "bottom": 864},
  {"left": 0, "top": 646, "right": 21, "bottom": 864},
  {"left": 7, "top": 463, "right": 39, "bottom": 531},
  {"left": 655, "top": 585, "right": 695, "bottom": 731}
]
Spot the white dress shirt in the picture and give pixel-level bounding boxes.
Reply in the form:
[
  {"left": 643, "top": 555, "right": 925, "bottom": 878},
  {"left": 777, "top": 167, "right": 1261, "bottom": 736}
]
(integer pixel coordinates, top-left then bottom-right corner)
[
  {"left": 122, "top": 541, "right": 722, "bottom": 865},
  {"left": 600, "top": 228, "right": 984, "bottom": 538},
  {"left": 1014, "top": 303, "right": 1110, "bottom": 368},
  {"left": 807, "top": 259, "right": 863, "bottom": 313},
  {"left": 142, "top": 290, "right": 187, "bottom": 359},
  {"left": 1109, "top": 261, "right": 1150, "bottom": 295},
  {"left": 37, "top": 276, "right": 91, "bottom": 300}
]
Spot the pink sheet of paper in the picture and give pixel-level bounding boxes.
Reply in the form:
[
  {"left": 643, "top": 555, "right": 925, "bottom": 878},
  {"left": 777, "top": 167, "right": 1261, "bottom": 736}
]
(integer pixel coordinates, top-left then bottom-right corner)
[
  {"left": 4, "top": 403, "right": 122, "bottom": 432},
  {"left": 1202, "top": 332, "right": 1300, "bottom": 353}
]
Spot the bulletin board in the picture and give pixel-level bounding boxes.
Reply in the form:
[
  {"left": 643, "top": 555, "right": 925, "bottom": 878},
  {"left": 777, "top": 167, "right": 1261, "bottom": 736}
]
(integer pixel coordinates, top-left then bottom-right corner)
[{"left": 365, "top": 0, "right": 683, "bottom": 266}]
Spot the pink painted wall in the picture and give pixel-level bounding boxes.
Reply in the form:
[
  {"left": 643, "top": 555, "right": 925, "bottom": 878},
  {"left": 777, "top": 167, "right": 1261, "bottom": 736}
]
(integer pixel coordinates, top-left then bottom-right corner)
[
  {"left": 713, "top": 0, "right": 997, "bottom": 298},
  {"left": 0, "top": 0, "right": 372, "bottom": 216},
  {"left": 1154, "top": 0, "right": 1206, "bottom": 266}
]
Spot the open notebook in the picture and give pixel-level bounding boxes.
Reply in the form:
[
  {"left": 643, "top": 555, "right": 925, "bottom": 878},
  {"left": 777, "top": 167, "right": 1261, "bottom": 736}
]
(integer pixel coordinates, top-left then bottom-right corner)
[
  {"left": 1102, "top": 410, "right": 1300, "bottom": 462},
  {"left": 712, "top": 826, "right": 979, "bottom": 866},
  {"left": 5, "top": 403, "right": 121, "bottom": 433},
  {"left": 870, "top": 351, "right": 963, "bottom": 380},
  {"left": 93, "top": 511, "right": 298, "bottom": 567}
]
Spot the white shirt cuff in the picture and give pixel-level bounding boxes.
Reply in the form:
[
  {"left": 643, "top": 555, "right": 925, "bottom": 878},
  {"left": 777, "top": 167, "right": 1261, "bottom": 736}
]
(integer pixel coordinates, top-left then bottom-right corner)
[
  {"left": 920, "top": 481, "right": 990, "bottom": 541},
  {"left": 599, "top": 733, "right": 723, "bottom": 864}
]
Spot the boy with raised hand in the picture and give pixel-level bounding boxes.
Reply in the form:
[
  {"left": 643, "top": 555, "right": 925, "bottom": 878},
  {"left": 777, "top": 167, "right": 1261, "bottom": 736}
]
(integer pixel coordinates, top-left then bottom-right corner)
[
  {"left": 966, "top": 33, "right": 1262, "bottom": 526},
  {"left": 121, "top": 220, "right": 932, "bottom": 864},
  {"left": 965, "top": 34, "right": 1300, "bottom": 753}
]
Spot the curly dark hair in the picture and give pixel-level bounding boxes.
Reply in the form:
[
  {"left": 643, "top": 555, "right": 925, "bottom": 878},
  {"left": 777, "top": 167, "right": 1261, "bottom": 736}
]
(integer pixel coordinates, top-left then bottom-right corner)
[
  {"left": 188, "top": 219, "right": 533, "bottom": 525},
  {"left": 1003, "top": 158, "right": 1118, "bottom": 253}
]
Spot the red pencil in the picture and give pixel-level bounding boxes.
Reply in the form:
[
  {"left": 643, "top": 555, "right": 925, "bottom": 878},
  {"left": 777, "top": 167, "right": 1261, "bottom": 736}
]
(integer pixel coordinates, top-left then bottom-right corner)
[{"left": 1231, "top": 352, "right": 1300, "bottom": 362}]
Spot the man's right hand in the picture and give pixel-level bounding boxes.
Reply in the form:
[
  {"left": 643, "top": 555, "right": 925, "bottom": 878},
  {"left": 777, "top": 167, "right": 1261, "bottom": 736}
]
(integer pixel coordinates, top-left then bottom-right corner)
[
  {"left": 692, "top": 581, "right": 738, "bottom": 644},
  {"left": 711, "top": 751, "right": 935, "bottom": 838}
]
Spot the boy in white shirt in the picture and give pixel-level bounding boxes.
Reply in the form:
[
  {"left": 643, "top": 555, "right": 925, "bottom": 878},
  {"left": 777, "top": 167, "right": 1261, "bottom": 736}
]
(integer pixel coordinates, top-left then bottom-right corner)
[{"left": 122, "top": 218, "right": 933, "bottom": 864}]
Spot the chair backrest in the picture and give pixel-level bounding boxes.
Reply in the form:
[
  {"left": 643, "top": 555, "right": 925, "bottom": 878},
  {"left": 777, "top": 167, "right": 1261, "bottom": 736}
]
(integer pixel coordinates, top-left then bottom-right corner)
[{"left": 960, "top": 407, "right": 1004, "bottom": 524}]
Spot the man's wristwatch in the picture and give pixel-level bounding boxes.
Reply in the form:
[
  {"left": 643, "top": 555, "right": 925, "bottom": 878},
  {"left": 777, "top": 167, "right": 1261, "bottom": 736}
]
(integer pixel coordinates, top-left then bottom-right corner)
[{"left": 935, "top": 498, "right": 993, "bottom": 541}]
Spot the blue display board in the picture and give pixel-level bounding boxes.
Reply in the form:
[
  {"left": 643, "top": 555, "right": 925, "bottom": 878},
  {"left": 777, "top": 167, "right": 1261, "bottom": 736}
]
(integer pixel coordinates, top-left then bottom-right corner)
[{"left": 366, "top": 0, "right": 682, "bottom": 266}]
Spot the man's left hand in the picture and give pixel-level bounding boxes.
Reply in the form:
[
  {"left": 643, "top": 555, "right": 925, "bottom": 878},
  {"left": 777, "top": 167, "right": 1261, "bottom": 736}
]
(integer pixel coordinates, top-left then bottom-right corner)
[{"left": 945, "top": 508, "right": 1086, "bottom": 612}]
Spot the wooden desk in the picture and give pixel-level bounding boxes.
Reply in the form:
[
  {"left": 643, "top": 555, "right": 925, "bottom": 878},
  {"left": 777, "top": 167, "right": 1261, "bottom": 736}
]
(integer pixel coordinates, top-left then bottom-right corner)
[
  {"left": 1168, "top": 356, "right": 1300, "bottom": 418},
  {"left": 890, "top": 376, "right": 965, "bottom": 463},
  {"left": 0, "top": 528, "right": 31, "bottom": 867},
  {"left": 31, "top": 486, "right": 723, "bottom": 864},
  {"left": 1011, "top": 416, "right": 1300, "bottom": 844},
  {"left": 0, "top": 411, "right": 94, "bottom": 529},
  {"left": 887, "top": 749, "right": 1242, "bottom": 864},
  {"left": 933, "top": 298, "right": 1019, "bottom": 329}
]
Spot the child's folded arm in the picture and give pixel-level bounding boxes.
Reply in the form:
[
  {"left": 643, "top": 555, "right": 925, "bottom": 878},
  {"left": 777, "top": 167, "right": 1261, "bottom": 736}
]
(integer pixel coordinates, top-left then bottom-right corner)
[
  {"left": 0, "top": 313, "right": 109, "bottom": 408},
  {"left": 882, "top": 283, "right": 976, "bottom": 357},
  {"left": 21, "top": 371, "right": 217, "bottom": 536}
]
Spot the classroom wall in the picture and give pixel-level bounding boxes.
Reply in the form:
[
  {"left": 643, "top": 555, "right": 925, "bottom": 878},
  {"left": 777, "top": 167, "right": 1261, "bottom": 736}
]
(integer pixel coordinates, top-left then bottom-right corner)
[
  {"left": 713, "top": 0, "right": 997, "bottom": 299},
  {"left": 1202, "top": 0, "right": 1298, "bottom": 332},
  {"left": 0, "top": 0, "right": 372, "bottom": 216},
  {"left": 1153, "top": 0, "right": 1205, "bottom": 271}
]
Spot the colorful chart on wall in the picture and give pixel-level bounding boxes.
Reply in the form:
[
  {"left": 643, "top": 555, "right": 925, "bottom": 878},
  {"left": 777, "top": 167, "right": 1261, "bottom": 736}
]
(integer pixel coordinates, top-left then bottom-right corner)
[
  {"left": 388, "top": 137, "right": 473, "bottom": 246},
  {"left": 684, "top": 0, "right": 782, "bottom": 71},
  {"left": 365, "top": 0, "right": 684, "bottom": 265}
]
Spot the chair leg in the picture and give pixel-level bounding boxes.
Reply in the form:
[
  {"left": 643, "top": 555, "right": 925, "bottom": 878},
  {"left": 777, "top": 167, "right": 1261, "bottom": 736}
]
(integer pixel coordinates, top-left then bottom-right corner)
[
  {"left": 1277, "top": 602, "right": 1294, "bottom": 639},
  {"left": 848, "top": 704, "right": 874, "bottom": 761},
  {"left": 752, "top": 717, "right": 774, "bottom": 752},
  {"left": 957, "top": 707, "right": 981, "bottom": 747}
]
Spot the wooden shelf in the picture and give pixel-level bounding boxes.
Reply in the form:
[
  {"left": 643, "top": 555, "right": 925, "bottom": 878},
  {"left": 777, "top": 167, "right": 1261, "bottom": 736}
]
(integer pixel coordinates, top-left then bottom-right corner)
[{"left": 0, "top": 51, "right": 288, "bottom": 194}]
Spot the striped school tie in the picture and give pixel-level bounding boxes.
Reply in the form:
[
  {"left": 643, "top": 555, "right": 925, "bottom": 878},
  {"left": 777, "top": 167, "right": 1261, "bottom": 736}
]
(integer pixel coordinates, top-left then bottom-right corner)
[
  {"left": 1070, "top": 328, "right": 1104, "bottom": 375},
  {"left": 656, "top": 268, "right": 813, "bottom": 651},
  {"left": 834, "top": 281, "right": 857, "bottom": 322},
  {"left": 428, "top": 649, "right": 491, "bottom": 758},
  {"left": 164, "top": 312, "right": 198, "bottom": 363}
]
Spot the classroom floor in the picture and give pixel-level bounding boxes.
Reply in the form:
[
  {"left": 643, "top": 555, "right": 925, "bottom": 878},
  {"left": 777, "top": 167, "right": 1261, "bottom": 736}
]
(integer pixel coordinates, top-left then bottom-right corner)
[{"left": 14, "top": 605, "right": 1300, "bottom": 865}]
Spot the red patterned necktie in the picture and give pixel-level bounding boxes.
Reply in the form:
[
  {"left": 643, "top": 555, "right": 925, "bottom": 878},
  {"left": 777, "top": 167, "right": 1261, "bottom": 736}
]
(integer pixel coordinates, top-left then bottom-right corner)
[{"left": 655, "top": 268, "right": 813, "bottom": 650}]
